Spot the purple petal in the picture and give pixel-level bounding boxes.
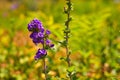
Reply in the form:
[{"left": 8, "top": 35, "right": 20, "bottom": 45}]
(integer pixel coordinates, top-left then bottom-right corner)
[
  {"left": 38, "top": 32, "right": 44, "bottom": 38},
  {"left": 46, "top": 39, "right": 51, "bottom": 45},
  {"left": 50, "top": 44, "right": 54, "bottom": 47},
  {"left": 27, "top": 18, "right": 44, "bottom": 32},
  {"left": 30, "top": 32, "right": 38, "bottom": 39},
  {"left": 34, "top": 49, "right": 47, "bottom": 60},
  {"left": 46, "top": 30, "right": 51, "bottom": 35}
]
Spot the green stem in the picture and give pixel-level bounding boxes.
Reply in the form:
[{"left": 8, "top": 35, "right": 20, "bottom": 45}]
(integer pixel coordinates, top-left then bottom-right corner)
[
  {"left": 65, "top": 0, "right": 71, "bottom": 67},
  {"left": 64, "top": 0, "right": 72, "bottom": 79},
  {"left": 43, "top": 38, "right": 47, "bottom": 80},
  {"left": 43, "top": 58, "right": 47, "bottom": 80}
]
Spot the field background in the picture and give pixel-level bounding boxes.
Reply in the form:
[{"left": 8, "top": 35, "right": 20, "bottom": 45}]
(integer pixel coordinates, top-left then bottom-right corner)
[{"left": 0, "top": 0, "right": 120, "bottom": 80}]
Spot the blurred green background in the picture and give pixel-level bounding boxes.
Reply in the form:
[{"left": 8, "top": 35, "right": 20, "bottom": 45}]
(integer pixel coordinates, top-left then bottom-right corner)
[{"left": 0, "top": 0, "right": 120, "bottom": 80}]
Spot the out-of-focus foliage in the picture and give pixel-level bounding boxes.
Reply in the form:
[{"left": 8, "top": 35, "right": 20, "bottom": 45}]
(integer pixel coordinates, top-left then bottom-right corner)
[{"left": 0, "top": 0, "right": 120, "bottom": 80}]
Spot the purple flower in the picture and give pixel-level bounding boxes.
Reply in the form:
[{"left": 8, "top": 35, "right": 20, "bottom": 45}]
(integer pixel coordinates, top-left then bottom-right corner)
[
  {"left": 39, "top": 27, "right": 44, "bottom": 33},
  {"left": 38, "top": 32, "right": 44, "bottom": 38},
  {"left": 30, "top": 32, "right": 44, "bottom": 44},
  {"left": 46, "top": 39, "right": 54, "bottom": 48},
  {"left": 34, "top": 49, "right": 47, "bottom": 60},
  {"left": 32, "top": 38, "right": 40, "bottom": 45},
  {"left": 46, "top": 39, "right": 51, "bottom": 45},
  {"left": 32, "top": 38, "right": 44, "bottom": 45},
  {"left": 46, "top": 30, "right": 51, "bottom": 35},
  {"left": 50, "top": 44, "right": 54, "bottom": 47},
  {"left": 30, "top": 32, "right": 38, "bottom": 39},
  {"left": 28, "top": 18, "right": 54, "bottom": 60},
  {"left": 39, "top": 39, "right": 44, "bottom": 44},
  {"left": 28, "top": 19, "right": 44, "bottom": 32}
]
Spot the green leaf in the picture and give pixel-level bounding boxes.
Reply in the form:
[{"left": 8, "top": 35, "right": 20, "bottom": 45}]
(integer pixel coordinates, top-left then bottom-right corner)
[
  {"left": 67, "top": 66, "right": 75, "bottom": 72},
  {"left": 60, "top": 57, "right": 66, "bottom": 61}
]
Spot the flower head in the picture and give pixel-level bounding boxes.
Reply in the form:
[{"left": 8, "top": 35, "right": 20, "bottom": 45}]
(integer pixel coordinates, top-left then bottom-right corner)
[
  {"left": 28, "top": 18, "right": 54, "bottom": 60},
  {"left": 28, "top": 18, "right": 44, "bottom": 32}
]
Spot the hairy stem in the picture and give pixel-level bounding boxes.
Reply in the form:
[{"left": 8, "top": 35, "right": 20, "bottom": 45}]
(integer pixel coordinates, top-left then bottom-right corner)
[
  {"left": 64, "top": 0, "right": 72, "bottom": 79},
  {"left": 43, "top": 38, "right": 47, "bottom": 80},
  {"left": 65, "top": 0, "right": 71, "bottom": 67}
]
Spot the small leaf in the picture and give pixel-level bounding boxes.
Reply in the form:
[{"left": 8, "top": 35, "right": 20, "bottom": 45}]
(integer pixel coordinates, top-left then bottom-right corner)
[
  {"left": 64, "top": 29, "right": 70, "bottom": 33},
  {"left": 67, "top": 66, "right": 75, "bottom": 72},
  {"left": 69, "top": 50, "right": 72, "bottom": 55},
  {"left": 111, "top": 77, "right": 117, "bottom": 80},
  {"left": 69, "top": 17, "right": 72, "bottom": 21},
  {"left": 60, "top": 57, "right": 66, "bottom": 61},
  {"left": 64, "top": 7, "right": 68, "bottom": 14},
  {"left": 59, "top": 40, "right": 67, "bottom": 47}
]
